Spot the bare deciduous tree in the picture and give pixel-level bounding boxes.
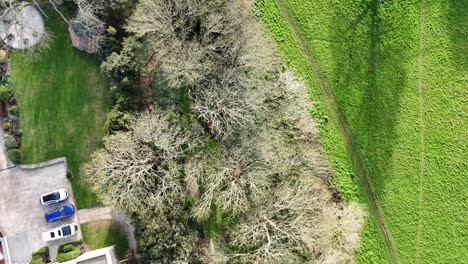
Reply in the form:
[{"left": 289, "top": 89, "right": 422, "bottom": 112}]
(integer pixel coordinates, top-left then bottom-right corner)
[
  {"left": 228, "top": 179, "right": 365, "bottom": 264},
  {"left": 122, "top": 0, "right": 268, "bottom": 140},
  {"left": 190, "top": 139, "right": 271, "bottom": 221},
  {"left": 84, "top": 112, "right": 193, "bottom": 213},
  {"left": 191, "top": 69, "right": 256, "bottom": 140},
  {"left": 85, "top": 112, "right": 203, "bottom": 262}
]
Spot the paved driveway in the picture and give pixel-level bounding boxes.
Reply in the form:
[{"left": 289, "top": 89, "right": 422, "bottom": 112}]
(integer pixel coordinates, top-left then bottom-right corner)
[{"left": 0, "top": 160, "right": 82, "bottom": 264}]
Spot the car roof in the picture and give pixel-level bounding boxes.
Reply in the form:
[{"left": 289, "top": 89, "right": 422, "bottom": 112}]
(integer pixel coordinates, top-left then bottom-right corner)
[
  {"left": 43, "top": 192, "right": 59, "bottom": 201},
  {"left": 45, "top": 209, "right": 61, "bottom": 220},
  {"left": 63, "top": 204, "right": 75, "bottom": 214},
  {"left": 62, "top": 225, "right": 72, "bottom": 236}
]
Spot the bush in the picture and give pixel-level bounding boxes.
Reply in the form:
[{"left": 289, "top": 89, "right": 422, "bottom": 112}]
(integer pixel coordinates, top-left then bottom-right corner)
[
  {"left": 31, "top": 246, "right": 49, "bottom": 259},
  {"left": 0, "top": 50, "right": 7, "bottom": 62},
  {"left": 29, "top": 246, "right": 49, "bottom": 264},
  {"left": 62, "top": 244, "right": 75, "bottom": 253},
  {"left": 8, "top": 105, "right": 18, "bottom": 116},
  {"left": 97, "top": 37, "right": 121, "bottom": 61},
  {"left": 66, "top": 169, "right": 74, "bottom": 180},
  {"left": 56, "top": 248, "right": 82, "bottom": 263},
  {"left": 103, "top": 107, "right": 131, "bottom": 133},
  {"left": 2, "top": 121, "right": 10, "bottom": 131},
  {"left": 7, "top": 149, "right": 21, "bottom": 164},
  {"left": 29, "top": 258, "right": 43, "bottom": 264},
  {"left": 0, "top": 84, "right": 12, "bottom": 102},
  {"left": 107, "top": 26, "right": 117, "bottom": 36},
  {"left": 4, "top": 134, "right": 18, "bottom": 150}
]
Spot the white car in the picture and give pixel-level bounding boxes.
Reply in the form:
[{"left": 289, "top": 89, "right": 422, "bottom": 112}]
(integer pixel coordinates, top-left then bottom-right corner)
[
  {"left": 40, "top": 188, "right": 68, "bottom": 205},
  {"left": 42, "top": 223, "right": 78, "bottom": 242}
]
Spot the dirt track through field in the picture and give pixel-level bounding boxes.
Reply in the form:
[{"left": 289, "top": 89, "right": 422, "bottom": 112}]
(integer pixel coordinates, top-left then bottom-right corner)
[
  {"left": 415, "top": 0, "right": 426, "bottom": 262},
  {"left": 274, "top": 0, "right": 400, "bottom": 262}
]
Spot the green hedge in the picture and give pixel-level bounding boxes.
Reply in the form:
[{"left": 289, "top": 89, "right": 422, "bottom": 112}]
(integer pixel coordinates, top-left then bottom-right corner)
[
  {"left": 7, "top": 148, "right": 21, "bottom": 164},
  {"left": 56, "top": 248, "right": 82, "bottom": 263},
  {"left": 62, "top": 244, "right": 75, "bottom": 253},
  {"left": 29, "top": 258, "right": 44, "bottom": 264},
  {"left": 29, "top": 246, "right": 49, "bottom": 264}
]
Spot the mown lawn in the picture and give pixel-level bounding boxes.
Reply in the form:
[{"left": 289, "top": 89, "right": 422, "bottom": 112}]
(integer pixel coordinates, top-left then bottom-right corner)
[
  {"left": 81, "top": 220, "right": 129, "bottom": 258},
  {"left": 256, "top": 0, "right": 467, "bottom": 263},
  {"left": 10, "top": 10, "right": 109, "bottom": 209}
]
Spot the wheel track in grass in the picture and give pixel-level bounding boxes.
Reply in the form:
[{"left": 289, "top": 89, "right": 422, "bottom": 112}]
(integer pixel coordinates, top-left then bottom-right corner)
[
  {"left": 273, "top": 0, "right": 400, "bottom": 262},
  {"left": 415, "top": 0, "right": 426, "bottom": 262}
]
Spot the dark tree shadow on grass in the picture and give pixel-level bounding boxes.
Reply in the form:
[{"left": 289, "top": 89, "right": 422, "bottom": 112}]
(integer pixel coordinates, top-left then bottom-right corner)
[
  {"left": 447, "top": 0, "right": 468, "bottom": 71},
  {"left": 329, "top": 0, "right": 415, "bottom": 199}
]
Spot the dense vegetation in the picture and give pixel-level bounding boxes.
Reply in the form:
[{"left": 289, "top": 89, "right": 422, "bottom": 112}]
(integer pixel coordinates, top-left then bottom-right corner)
[
  {"left": 80, "top": 0, "right": 366, "bottom": 262},
  {"left": 256, "top": 0, "right": 467, "bottom": 263},
  {"left": 10, "top": 9, "right": 109, "bottom": 209}
]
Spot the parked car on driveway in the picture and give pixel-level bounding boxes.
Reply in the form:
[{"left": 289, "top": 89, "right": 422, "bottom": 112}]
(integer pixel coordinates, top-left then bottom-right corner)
[
  {"left": 42, "top": 223, "right": 78, "bottom": 242},
  {"left": 40, "top": 188, "right": 68, "bottom": 205},
  {"left": 45, "top": 204, "right": 75, "bottom": 222}
]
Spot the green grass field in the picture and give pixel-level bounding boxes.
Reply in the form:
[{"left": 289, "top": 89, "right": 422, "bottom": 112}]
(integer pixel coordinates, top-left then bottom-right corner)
[
  {"left": 81, "top": 220, "right": 129, "bottom": 258},
  {"left": 10, "top": 10, "right": 109, "bottom": 209},
  {"left": 256, "top": 0, "right": 467, "bottom": 263}
]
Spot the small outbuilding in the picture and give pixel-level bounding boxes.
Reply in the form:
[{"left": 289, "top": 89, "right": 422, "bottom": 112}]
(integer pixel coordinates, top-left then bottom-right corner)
[{"left": 68, "top": 10, "right": 105, "bottom": 54}]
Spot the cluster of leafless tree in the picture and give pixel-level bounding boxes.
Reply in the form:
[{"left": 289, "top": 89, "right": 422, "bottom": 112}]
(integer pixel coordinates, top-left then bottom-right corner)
[
  {"left": 86, "top": 112, "right": 203, "bottom": 262},
  {"left": 84, "top": 0, "right": 366, "bottom": 263},
  {"left": 228, "top": 179, "right": 364, "bottom": 263},
  {"left": 102, "top": 0, "right": 272, "bottom": 140}
]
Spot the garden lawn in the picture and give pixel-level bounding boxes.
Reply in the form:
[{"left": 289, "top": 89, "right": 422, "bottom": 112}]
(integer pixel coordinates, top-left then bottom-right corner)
[
  {"left": 10, "top": 10, "right": 109, "bottom": 209},
  {"left": 81, "top": 220, "right": 129, "bottom": 258},
  {"left": 256, "top": 0, "right": 467, "bottom": 263}
]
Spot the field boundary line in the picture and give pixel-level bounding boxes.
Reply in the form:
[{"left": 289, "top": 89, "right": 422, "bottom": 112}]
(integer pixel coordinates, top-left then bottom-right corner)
[
  {"left": 273, "top": 0, "right": 400, "bottom": 263},
  {"left": 415, "top": 0, "right": 426, "bottom": 262}
]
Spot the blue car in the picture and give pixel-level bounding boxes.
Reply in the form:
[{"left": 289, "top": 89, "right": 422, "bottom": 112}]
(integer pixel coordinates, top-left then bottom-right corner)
[{"left": 45, "top": 204, "right": 75, "bottom": 223}]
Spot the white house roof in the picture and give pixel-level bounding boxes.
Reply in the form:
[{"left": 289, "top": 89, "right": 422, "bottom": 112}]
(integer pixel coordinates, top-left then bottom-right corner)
[{"left": 55, "top": 246, "right": 117, "bottom": 264}]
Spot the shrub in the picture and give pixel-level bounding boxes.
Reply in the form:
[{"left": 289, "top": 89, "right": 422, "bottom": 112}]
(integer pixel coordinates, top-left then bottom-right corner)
[
  {"left": 7, "top": 149, "right": 21, "bottom": 164},
  {"left": 29, "top": 246, "right": 49, "bottom": 264},
  {"left": 56, "top": 248, "right": 82, "bottom": 263},
  {"left": 103, "top": 108, "right": 131, "bottom": 133},
  {"left": 29, "top": 258, "right": 43, "bottom": 264},
  {"left": 31, "top": 246, "right": 49, "bottom": 259},
  {"left": 0, "top": 50, "right": 7, "bottom": 62},
  {"left": 4, "top": 134, "right": 18, "bottom": 150},
  {"left": 0, "top": 84, "right": 12, "bottom": 102},
  {"left": 66, "top": 169, "right": 74, "bottom": 180},
  {"left": 107, "top": 26, "right": 117, "bottom": 36},
  {"left": 2, "top": 121, "right": 10, "bottom": 131},
  {"left": 62, "top": 244, "right": 75, "bottom": 253},
  {"left": 8, "top": 105, "right": 18, "bottom": 116},
  {"left": 97, "top": 37, "right": 121, "bottom": 61}
]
